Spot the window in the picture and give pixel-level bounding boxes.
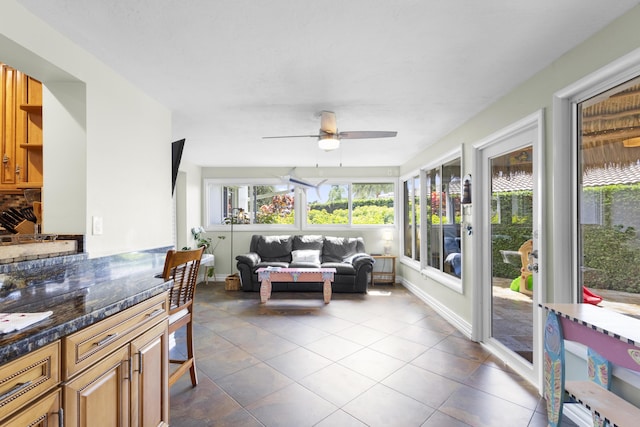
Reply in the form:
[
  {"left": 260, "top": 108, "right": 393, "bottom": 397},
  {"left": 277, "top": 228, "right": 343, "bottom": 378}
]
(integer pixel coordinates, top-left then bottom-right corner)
[
  {"left": 307, "top": 184, "right": 349, "bottom": 225},
  {"left": 402, "top": 156, "right": 462, "bottom": 277},
  {"left": 403, "top": 175, "right": 420, "bottom": 260},
  {"left": 306, "top": 182, "right": 395, "bottom": 226},
  {"left": 352, "top": 183, "right": 395, "bottom": 225},
  {"left": 206, "top": 181, "right": 295, "bottom": 227},
  {"left": 425, "top": 158, "right": 462, "bottom": 277},
  {"left": 578, "top": 75, "right": 640, "bottom": 314},
  {"left": 205, "top": 179, "right": 395, "bottom": 229}
]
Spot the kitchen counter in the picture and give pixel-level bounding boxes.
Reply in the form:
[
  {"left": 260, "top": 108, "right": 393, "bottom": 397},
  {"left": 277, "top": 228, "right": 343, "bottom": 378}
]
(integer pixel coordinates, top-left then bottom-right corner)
[{"left": 0, "top": 247, "right": 173, "bottom": 365}]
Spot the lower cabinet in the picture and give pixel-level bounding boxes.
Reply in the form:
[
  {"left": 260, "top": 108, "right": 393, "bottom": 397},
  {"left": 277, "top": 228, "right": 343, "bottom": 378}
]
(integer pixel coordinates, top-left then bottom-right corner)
[
  {"left": 63, "top": 345, "right": 131, "bottom": 427},
  {"left": 0, "top": 341, "right": 61, "bottom": 426},
  {"left": 62, "top": 292, "right": 170, "bottom": 427},
  {"left": 63, "top": 323, "right": 169, "bottom": 427},
  {"left": 0, "top": 389, "right": 61, "bottom": 427},
  {"left": 0, "top": 293, "right": 169, "bottom": 427},
  {"left": 130, "top": 321, "right": 169, "bottom": 427}
]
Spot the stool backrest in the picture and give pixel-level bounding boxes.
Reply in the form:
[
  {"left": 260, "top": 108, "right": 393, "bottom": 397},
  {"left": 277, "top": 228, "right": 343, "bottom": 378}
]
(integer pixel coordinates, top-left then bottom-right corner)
[{"left": 162, "top": 247, "right": 205, "bottom": 314}]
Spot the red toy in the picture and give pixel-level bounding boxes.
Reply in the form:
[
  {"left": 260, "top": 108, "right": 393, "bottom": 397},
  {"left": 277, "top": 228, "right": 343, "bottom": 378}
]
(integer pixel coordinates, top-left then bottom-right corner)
[{"left": 583, "top": 286, "right": 603, "bottom": 305}]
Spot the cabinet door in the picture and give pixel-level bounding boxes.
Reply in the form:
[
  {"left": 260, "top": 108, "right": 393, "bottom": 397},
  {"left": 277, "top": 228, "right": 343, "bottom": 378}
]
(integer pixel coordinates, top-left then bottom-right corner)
[
  {"left": 130, "top": 321, "right": 169, "bottom": 427},
  {"left": 0, "top": 389, "right": 61, "bottom": 427},
  {"left": 63, "top": 345, "right": 130, "bottom": 427},
  {"left": 1, "top": 63, "right": 18, "bottom": 187}
]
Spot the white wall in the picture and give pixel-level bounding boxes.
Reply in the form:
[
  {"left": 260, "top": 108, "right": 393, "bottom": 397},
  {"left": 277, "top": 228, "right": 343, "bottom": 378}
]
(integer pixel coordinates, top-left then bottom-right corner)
[
  {"left": 1, "top": 1, "right": 174, "bottom": 256},
  {"left": 42, "top": 82, "right": 86, "bottom": 235},
  {"left": 176, "top": 159, "right": 203, "bottom": 251}
]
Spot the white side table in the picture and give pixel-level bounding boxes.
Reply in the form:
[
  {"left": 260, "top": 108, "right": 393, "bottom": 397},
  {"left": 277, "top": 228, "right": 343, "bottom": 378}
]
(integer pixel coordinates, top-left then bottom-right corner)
[{"left": 201, "top": 254, "right": 215, "bottom": 284}]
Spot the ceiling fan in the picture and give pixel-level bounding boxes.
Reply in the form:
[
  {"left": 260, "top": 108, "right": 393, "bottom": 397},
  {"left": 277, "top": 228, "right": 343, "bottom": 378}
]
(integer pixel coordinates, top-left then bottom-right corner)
[{"left": 263, "top": 111, "right": 397, "bottom": 151}]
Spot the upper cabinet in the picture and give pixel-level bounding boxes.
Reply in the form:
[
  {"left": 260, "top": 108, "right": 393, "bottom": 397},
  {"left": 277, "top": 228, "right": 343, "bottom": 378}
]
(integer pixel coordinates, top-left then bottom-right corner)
[{"left": 0, "top": 63, "right": 43, "bottom": 192}]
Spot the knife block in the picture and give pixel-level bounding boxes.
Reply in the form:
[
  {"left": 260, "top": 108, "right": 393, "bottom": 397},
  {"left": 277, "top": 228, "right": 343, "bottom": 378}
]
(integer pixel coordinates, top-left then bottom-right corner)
[{"left": 14, "top": 220, "right": 37, "bottom": 234}]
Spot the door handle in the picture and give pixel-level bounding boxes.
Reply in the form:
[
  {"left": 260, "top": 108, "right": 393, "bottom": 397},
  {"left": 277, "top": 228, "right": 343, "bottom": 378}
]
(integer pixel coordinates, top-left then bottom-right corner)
[{"left": 528, "top": 250, "right": 539, "bottom": 273}]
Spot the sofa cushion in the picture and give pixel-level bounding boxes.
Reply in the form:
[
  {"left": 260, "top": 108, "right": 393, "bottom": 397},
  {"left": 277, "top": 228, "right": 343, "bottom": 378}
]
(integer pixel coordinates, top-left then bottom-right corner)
[
  {"left": 292, "top": 235, "right": 324, "bottom": 251},
  {"left": 256, "top": 235, "right": 293, "bottom": 262},
  {"left": 321, "top": 262, "right": 356, "bottom": 275},
  {"left": 322, "top": 236, "right": 359, "bottom": 263},
  {"left": 255, "top": 261, "right": 289, "bottom": 271},
  {"left": 289, "top": 261, "right": 322, "bottom": 269}
]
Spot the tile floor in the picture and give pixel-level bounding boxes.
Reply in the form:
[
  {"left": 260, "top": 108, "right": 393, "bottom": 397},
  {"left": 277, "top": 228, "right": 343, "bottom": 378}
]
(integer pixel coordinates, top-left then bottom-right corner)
[{"left": 169, "top": 282, "right": 578, "bottom": 426}]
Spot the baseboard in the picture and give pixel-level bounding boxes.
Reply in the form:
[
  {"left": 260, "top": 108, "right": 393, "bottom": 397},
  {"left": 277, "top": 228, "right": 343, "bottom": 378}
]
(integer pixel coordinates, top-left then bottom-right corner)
[
  {"left": 563, "top": 403, "right": 592, "bottom": 427},
  {"left": 399, "top": 275, "right": 473, "bottom": 339}
]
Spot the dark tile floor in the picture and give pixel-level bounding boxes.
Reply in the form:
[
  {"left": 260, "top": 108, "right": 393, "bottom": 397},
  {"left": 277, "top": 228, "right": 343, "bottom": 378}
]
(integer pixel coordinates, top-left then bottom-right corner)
[{"left": 169, "top": 283, "right": 578, "bottom": 426}]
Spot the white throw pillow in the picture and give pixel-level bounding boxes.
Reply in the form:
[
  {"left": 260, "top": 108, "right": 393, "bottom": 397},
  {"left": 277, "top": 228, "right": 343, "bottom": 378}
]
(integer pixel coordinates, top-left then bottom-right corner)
[{"left": 291, "top": 249, "right": 321, "bottom": 264}]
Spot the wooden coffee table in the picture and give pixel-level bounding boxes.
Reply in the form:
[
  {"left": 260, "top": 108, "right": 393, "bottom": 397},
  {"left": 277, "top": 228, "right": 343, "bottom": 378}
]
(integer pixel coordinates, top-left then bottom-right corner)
[{"left": 256, "top": 267, "right": 337, "bottom": 303}]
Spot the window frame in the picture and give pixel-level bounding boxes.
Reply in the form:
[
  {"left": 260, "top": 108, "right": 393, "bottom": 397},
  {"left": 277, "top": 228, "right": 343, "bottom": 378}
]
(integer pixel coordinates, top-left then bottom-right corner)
[
  {"left": 204, "top": 177, "right": 397, "bottom": 231},
  {"left": 204, "top": 178, "right": 301, "bottom": 231},
  {"left": 401, "top": 148, "right": 463, "bottom": 292},
  {"left": 553, "top": 48, "right": 640, "bottom": 303},
  {"left": 302, "top": 178, "right": 397, "bottom": 230},
  {"left": 400, "top": 173, "right": 420, "bottom": 266}
]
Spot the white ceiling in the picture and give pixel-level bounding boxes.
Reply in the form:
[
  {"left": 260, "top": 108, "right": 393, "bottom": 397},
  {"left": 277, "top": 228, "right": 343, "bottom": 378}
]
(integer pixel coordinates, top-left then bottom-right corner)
[{"left": 18, "top": 0, "right": 640, "bottom": 168}]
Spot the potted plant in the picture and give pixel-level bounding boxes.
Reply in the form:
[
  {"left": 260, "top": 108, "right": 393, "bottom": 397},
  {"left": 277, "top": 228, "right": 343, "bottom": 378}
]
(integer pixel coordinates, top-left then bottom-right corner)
[{"left": 190, "top": 226, "right": 225, "bottom": 279}]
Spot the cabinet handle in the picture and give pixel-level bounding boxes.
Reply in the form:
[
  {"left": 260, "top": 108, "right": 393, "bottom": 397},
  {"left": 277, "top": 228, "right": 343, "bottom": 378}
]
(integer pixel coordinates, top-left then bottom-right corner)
[
  {"left": 93, "top": 333, "right": 118, "bottom": 347},
  {"left": 124, "top": 356, "right": 133, "bottom": 381},
  {"left": 0, "top": 380, "right": 32, "bottom": 401},
  {"left": 138, "top": 351, "right": 143, "bottom": 375},
  {"left": 55, "top": 407, "right": 64, "bottom": 427},
  {"left": 147, "top": 308, "right": 165, "bottom": 319}
]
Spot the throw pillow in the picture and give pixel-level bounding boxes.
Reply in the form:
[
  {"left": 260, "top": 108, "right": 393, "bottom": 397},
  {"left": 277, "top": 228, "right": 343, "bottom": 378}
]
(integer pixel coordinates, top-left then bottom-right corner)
[{"left": 291, "top": 249, "right": 321, "bottom": 264}]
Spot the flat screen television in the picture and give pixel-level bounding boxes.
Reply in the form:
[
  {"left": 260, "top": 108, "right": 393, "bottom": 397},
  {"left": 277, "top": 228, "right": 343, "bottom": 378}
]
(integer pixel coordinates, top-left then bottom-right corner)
[{"left": 171, "top": 138, "right": 185, "bottom": 195}]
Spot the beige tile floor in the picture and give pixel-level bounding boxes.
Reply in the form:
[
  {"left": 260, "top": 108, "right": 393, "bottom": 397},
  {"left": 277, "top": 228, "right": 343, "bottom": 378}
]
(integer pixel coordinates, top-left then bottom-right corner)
[{"left": 169, "top": 282, "right": 578, "bottom": 427}]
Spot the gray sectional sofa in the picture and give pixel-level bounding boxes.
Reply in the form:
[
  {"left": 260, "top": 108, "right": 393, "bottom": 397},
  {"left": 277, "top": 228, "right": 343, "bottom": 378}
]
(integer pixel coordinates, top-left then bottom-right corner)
[{"left": 236, "top": 235, "right": 374, "bottom": 293}]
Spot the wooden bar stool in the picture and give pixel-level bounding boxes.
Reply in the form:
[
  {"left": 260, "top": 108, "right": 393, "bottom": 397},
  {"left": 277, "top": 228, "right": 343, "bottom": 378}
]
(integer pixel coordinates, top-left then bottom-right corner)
[{"left": 162, "top": 246, "right": 204, "bottom": 387}]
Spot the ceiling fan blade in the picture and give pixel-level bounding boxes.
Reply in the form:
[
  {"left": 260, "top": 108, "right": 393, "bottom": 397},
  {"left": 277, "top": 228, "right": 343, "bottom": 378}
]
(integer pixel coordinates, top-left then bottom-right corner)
[
  {"left": 338, "top": 131, "right": 398, "bottom": 139},
  {"left": 262, "top": 134, "right": 320, "bottom": 139},
  {"left": 320, "top": 111, "right": 337, "bottom": 134}
]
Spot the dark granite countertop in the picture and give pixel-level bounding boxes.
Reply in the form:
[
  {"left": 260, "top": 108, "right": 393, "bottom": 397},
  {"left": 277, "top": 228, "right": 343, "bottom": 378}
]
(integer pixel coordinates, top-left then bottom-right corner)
[{"left": 0, "top": 247, "right": 173, "bottom": 365}]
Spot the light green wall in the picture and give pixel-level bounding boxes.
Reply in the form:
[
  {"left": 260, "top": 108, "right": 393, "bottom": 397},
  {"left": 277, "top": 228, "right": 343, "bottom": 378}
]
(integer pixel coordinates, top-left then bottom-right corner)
[
  {"left": 399, "top": 6, "right": 640, "bottom": 326},
  {"left": 1, "top": 1, "right": 174, "bottom": 256}
]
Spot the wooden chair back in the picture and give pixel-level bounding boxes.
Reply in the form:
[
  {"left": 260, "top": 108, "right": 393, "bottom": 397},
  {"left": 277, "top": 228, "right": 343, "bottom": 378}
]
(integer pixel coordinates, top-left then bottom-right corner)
[
  {"left": 162, "top": 247, "right": 205, "bottom": 316},
  {"left": 162, "top": 246, "right": 204, "bottom": 387}
]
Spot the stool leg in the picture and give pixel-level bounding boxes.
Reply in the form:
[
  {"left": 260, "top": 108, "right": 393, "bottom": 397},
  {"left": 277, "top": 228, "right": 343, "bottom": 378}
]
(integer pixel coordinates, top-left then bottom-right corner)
[{"left": 186, "top": 318, "right": 198, "bottom": 386}]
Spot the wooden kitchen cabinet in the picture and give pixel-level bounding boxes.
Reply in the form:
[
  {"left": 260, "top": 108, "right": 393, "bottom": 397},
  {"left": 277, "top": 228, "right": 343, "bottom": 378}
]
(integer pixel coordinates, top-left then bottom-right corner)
[
  {"left": 0, "top": 341, "right": 61, "bottom": 425},
  {"left": 62, "top": 292, "right": 170, "bottom": 427},
  {"left": 0, "top": 292, "right": 169, "bottom": 427},
  {"left": 0, "top": 63, "right": 42, "bottom": 192},
  {"left": 63, "top": 345, "right": 131, "bottom": 427},
  {"left": 19, "top": 76, "right": 43, "bottom": 188},
  {"left": 130, "top": 321, "right": 169, "bottom": 427}
]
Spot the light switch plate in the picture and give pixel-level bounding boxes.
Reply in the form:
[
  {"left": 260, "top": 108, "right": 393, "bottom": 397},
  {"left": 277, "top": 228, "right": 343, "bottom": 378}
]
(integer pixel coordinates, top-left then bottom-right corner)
[{"left": 92, "top": 216, "right": 103, "bottom": 235}]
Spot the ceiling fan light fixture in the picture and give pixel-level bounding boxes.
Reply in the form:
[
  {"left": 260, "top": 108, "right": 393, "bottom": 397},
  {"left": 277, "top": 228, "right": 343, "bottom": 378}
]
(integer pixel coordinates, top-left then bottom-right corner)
[{"left": 318, "top": 134, "right": 340, "bottom": 151}]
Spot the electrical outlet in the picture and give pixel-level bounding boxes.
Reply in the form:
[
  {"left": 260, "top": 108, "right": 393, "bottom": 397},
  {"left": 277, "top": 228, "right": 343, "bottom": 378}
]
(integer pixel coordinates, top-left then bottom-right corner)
[{"left": 92, "top": 216, "right": 103, "bottom": 235}]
